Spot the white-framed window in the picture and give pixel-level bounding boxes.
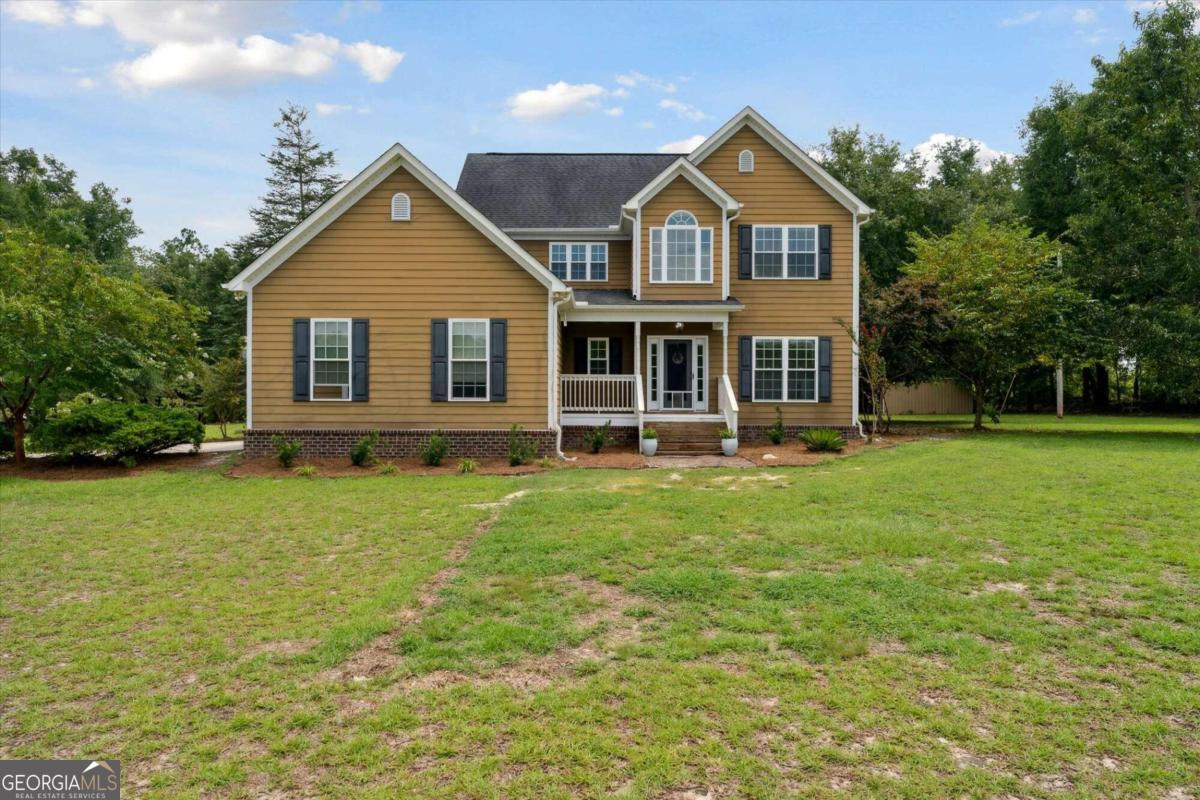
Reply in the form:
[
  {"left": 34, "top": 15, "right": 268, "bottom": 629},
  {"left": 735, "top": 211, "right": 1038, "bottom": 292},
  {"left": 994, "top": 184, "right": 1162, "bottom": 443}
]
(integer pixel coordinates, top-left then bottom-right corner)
[
  {"left": 752, "top": 336, "right": 817, "bottom": 402},
  {"left": 449, "top": 318, "right": 488, "bottom": 401},
  {"left": 550, "top": 242, "right": 607, "bottom": 281},
  {"left": 587, "top": 338, "right": 609, "bottom": 375},
  {"left": 312, "top": 318, "right": 351, "bottom": 401},
  {"left": 391, "top": 192, "right": 411, "bottom": 221},
  {"left": 738, "top": 149, "right": 755, "bottom": 173},
  {"left": 753, "top": 225, "right": 818, "bottom": 279},
  {"left": 649, "top": 210, "right": 712, "bottom": 283}
]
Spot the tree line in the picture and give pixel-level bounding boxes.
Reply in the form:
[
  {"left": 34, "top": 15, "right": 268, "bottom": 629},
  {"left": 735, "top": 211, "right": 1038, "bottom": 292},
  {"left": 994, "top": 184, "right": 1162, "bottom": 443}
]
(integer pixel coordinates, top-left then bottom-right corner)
[{"left": 1, "top": 1, "right": 1196, "bottom": 460}]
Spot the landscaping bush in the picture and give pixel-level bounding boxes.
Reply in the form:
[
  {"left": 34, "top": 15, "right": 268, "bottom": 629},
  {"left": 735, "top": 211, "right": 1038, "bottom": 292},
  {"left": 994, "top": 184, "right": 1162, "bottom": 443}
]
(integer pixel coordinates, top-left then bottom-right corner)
[
  {"left": 418, "top": 430, "right": 448, "bottom": 466},
  {"left": 800, "top": 428, "right": 847, "bottom": 452},
  {"left": 507, "top": 424, "right": 536, "bottom": 466},
  {"left": 536, "top": 456, "right": 556, "bottom": 469},
  {"left": 457, "top": 457, "right": 477, "bottom": 474},
  {"left": 584, "top": 420, "right": 612, "bottom": 454},
  {"left": 719, "top": 427, "right": 737, "bottom": 440},
  {"left": 272, "top": 434, "right": 303, "bottom": 468},
  {"left": 349, "top": 430, "right": 380, "bottom": 467},
  {"left": 294, "top": 465, "right": 318, "bottom": 478},
  {"left": 31, "top": 394, "right": 203, "bottom": 462},
  {"left": 641, "top": 427, "right": 657, "bottom": 440},
  {"left": 768, "top": 406, "right": 786, "bottom": 444},
  {"left": 379, "top": 463, "right": 398, "bottom": 475}
]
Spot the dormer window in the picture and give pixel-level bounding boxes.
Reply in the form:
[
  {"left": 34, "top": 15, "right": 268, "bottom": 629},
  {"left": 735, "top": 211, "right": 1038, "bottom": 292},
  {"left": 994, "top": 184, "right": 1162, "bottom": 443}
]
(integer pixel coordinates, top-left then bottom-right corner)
[
  {"left": 650, "top": 210, "right": 713, "bottom": 283},
  {"left": 390, "top": 192, "right": 411, "bottom": 221},
  {"left": 738, "top": 149, "right": 754, "bottom": 173}
]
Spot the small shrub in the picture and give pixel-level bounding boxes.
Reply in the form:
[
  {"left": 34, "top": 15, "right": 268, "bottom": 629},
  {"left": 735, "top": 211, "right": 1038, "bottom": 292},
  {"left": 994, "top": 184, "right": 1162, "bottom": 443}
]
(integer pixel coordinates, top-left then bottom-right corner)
[
  {"left": 584, "top": 420, "right": 612, "bottom": 454},
  {"left": 768, "top": 406, "right": 786, "bottom": 444},
  {"left": 118, "top": 455, "right": 137, "bottom": 469},
  {"left": 32, "top": 394, "right": 204, "bottom": 461},
  {"left": 349, "top": 430, "right": 380, "bottom": 467},
  {"left": 507, "top": 424, "right": 536, "bottom": 466},
  {"left": 378, "top": 462, "right": 398, "bottom": 475},
  {"left": 799, "top": 428, "right": 846, "bottom": 452},
  {"left": 294, "top": 465, "right": 318, "bottom": 478},
  {"left": 719, "top": 427, "right": 736, "bottom": 440},
  {"left": 272, "top": 434, "right": 303, "bottom": 468},
  {"left": 536, "top": 456, "right": 556, "bottom": 469},
  {"left": 641, "top": 427, "right": 658, "bottom": 440},
  {"left": 418, "top": 429, "right": 448, "bottom": 466},
  {"left": 457, "top": 457, "right": 477, "bottom": 475}
]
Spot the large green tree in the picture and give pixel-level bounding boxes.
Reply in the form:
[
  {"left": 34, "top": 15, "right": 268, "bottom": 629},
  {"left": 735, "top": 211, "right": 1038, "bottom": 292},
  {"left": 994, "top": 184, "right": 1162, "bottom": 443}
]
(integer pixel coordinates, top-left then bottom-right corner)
[
  {"left": 0, "top": 226, "right": 200, "bottom": 462},
  {"left": 903, "top": 219, "right": 1085, "bottom": 429},
  {"left": 236, "top": 103, "right": 343, "bottom": 260},
  {"left": 0, "top": 148, "right": 141, "bottom": 269}
]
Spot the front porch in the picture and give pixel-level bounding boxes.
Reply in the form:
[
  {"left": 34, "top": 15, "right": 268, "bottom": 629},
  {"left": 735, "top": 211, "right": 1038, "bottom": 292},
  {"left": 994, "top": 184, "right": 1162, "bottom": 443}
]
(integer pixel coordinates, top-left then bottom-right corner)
[{"left": 556, "top": 317, "right": 738, "bottom": 435}]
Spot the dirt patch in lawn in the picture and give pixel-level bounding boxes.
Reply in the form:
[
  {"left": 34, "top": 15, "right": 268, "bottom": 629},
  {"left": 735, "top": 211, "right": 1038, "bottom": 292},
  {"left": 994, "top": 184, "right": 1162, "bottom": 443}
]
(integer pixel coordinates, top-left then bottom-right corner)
[
  {"left": 227, "top": 456, "right": 545, "bottom": 478},
  {"left": 740, "top": 434, "right": 914, "bottom": 467},
  {"left": 0, "top": 451, "right": 232, "bottom": 481},
  {"left": 561, "top": 448, "right": 645, "bottom": 469}
]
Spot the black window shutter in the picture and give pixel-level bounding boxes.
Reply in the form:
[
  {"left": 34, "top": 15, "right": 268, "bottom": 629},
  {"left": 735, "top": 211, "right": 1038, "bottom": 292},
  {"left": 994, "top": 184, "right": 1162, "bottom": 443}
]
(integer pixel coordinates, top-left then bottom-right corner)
[
  {"left": 818, "top": 336, "right": 832, "bottom": 402},
  {"left": 351, "top": 318, "right": 369, "bottom": 401},
  {"left": 738, "top": 225, "right": 753, "bottom": 280},
  {"left": 609, "top": 337, "right": 622, "bottom": 374},
  {"left": 818, "top": 225, "right": 832, "bottom": 280},
  {"left": 574, "top": 337, "right": 588, "bottom": 374},
  {"left": 489, "top": 319, "right": 507, "bottom": 402},
  {"left": 738, "top": 336, "right": 752, "bottom": 400},
  {"left": 292, "top": 318, "right": 310, "bottom": 401},
  {"left": 430, "top": 319, "right": 448, "bottom": 402}
]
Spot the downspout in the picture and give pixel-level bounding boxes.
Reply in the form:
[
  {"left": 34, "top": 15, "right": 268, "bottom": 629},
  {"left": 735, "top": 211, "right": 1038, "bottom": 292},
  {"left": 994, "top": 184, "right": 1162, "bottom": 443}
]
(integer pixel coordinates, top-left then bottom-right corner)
[
  {"left": 550, "top": 289, "right": 572, "bottom": 458},
  {"left": 621, "top": 206, "right": 639, "bottom": 298}
]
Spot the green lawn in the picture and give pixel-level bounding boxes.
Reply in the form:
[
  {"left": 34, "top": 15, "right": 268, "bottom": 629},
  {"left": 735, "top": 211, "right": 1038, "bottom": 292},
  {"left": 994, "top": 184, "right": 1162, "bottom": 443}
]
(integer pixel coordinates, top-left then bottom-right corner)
[
  {"left": 204, "top": 422, "right": 244, "bottom": 441},
  {"left": 883, "top": 412, "right": 1200, "bottom": 435},
  {"left": 2, "top": 424, "right": 1197, "bottom": 798}
]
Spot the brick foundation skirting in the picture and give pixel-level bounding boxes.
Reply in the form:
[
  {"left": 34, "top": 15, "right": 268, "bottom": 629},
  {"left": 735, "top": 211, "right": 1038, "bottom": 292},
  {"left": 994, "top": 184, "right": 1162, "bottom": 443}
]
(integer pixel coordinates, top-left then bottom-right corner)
[
  {"left": 736, "top": 424, "right": 863, "bottom": 443},
  {"left": 561, "top": 425, "right": 639, "bottom": 451},
  {"left": 245, "top": 427, "right": 556, "bottom": 459}
]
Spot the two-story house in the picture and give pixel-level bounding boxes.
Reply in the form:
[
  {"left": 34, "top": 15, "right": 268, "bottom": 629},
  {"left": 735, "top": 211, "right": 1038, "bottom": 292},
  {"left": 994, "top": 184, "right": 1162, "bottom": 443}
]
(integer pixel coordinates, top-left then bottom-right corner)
[{"left": 224, "top": 107, "right": 872, "bottom": 457}]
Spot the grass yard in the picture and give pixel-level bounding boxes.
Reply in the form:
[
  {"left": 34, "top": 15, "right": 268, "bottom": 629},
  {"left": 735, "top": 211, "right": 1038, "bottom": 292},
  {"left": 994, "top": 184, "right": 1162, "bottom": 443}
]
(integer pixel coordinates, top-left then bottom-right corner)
[
  {"left": 1, "top": 424, "right": 1197, "bottom": 798},
  {"left": 884, "top": 413, "right": 1200, "bottom": 435},
  {"left": 204, "top": 422, "right": 245, "bottom": 441}
]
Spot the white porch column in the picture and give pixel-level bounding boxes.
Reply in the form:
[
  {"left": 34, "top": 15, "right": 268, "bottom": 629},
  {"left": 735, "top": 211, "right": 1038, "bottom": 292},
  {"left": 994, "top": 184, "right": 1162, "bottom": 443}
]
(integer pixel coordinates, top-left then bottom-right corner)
[{"left": 722, "top": 319, "right": 728, "bottom": 379}]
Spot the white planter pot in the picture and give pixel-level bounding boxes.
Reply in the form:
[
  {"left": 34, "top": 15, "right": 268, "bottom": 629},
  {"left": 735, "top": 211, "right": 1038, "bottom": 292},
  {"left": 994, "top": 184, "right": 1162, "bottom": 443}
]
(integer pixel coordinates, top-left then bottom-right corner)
[
  {"left": 721, "top": 438, "right": 738, "bottom": 457},
  {"left": 642, "top": 439, "right": 658, "bottom": 456}
]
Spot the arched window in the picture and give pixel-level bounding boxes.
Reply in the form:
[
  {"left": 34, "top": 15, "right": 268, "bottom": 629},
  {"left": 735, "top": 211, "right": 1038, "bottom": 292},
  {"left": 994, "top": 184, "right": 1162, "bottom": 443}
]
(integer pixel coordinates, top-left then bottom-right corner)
[
  {"left": 738, "top": 149, "right": 755, "bottom": 173},
  {"left": 666, "top": 210, "right": 698, "bottom": 227},
  {"left": 390, "top": 192, "right": 411, "bottom": 221},
  {"left": 650, "top": 210, "right": 712, "bottom": 283}
]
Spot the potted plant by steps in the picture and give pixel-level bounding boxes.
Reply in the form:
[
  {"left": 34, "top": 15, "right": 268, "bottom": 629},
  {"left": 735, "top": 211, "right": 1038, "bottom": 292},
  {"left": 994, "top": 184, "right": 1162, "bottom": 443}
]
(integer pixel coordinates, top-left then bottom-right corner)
[
  {"left": 719, "top": 426, "right": 738, "bottom": 457},
  {"left": 641, "top": 427, "right": 658, "bottom": 456}
]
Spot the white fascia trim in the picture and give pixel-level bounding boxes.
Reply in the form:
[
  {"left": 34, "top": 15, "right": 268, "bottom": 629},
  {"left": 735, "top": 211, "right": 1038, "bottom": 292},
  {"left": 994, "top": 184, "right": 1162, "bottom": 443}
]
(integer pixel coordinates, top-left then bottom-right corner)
[
  {"left": 563, "top": 306, "right": 739, "bottom": 324},
  {"left": 223, "top": 143, "right": 567, "bottom": 294},
  {"left": 245, "top": 288, "right": 253, "bottom": 429},
  {"left": 622, "top": 158, "right": 739, "bottom": 214},
  {"left": 507, "top": 227, "right": 630, "bottom": 241},
  {"left": 688, "top": 106, "right": 873, "bottom": 218}
]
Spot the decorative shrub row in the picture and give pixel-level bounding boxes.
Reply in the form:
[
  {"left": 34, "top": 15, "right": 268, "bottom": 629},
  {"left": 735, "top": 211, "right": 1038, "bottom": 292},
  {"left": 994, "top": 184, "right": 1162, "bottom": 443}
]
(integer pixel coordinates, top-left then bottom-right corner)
[{"left": 31, "top": 394, "right": 204, "bottom": 464}]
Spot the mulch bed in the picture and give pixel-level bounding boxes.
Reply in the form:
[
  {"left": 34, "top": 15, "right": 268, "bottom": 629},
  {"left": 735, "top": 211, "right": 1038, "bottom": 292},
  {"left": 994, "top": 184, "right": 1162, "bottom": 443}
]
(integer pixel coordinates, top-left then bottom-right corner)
[{"left": 739, "top": 433, "right": 915, "bottom": 466}]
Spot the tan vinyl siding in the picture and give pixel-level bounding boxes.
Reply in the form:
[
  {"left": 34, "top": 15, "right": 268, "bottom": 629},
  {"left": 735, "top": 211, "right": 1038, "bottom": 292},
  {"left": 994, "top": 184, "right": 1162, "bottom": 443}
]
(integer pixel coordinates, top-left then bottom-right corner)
[
  {"left": 251, "top": 166, "right": 548, "bottom": 429},
  {"left": 639, "top": 177, "right": 724, "bottom": 302},
  {"left": 698, "top": 127, "right": 855, "bottom": 426},
  {"left": 521, "top": 239, "right": 632, "bottom": 293}
]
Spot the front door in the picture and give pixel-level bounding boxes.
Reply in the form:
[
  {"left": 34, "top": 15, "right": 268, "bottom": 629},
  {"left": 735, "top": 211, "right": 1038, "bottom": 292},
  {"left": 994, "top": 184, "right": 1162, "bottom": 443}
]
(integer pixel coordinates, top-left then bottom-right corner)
[{"left": 664, "top": 339, "right": 692, "bottom": 409}]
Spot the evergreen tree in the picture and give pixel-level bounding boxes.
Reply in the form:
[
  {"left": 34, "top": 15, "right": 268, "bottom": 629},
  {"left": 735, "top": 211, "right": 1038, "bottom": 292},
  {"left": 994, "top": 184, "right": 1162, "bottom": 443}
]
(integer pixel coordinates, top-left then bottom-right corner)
[{"left": 236, "top": 103, "right": 343, "bottom": 261}]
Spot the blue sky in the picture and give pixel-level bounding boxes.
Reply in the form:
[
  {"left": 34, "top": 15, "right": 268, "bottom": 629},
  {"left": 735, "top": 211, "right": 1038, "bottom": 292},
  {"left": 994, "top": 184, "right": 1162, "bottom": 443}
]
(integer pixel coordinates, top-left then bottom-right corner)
[{"left": 0, "top": 0, "right": 1147, "bottom": 248}]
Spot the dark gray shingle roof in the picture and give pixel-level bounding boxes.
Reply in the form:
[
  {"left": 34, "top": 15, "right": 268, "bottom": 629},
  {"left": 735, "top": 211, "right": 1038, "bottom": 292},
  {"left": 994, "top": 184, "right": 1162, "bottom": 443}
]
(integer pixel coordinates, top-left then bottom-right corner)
[{"left": 456, "top": 153, "right": 679, "bottom": 229}]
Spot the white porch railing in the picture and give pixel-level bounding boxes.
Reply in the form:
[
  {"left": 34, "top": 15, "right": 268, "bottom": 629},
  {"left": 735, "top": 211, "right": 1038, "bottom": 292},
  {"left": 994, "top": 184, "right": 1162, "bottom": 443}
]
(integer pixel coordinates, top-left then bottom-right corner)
[
  {"left": 718, "top": 374, "right": 739, "bottom": 433},
  {"left": 561, "top": 374, "right": 637, "bottom": 413}
]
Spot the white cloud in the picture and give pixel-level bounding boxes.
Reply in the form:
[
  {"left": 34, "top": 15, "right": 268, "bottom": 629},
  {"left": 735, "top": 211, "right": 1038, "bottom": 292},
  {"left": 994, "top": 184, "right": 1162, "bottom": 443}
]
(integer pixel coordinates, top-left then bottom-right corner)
[
  {"left": 342, "top": 40, "right": 404, "bottom": 82},
  {"left": 1073, "top": 8, "right": 1097, "bottom": 23},
  {"left": 658, "top": 98, "right": 708, "bottom": 121},
  {"left": 112, "top": 33, "right": 343, "bottom": 91},
  {"left": 8, "top": 0, "right": 403, "bottom": 91},
  {"left": 638, "top": 120, "right": 655, "bottom": 129},
  {"left": 316, "top": 102, "right": 352, "bottom": 115},
  {"left": 506, "top": 81, "right": 606, "bottom": 120},
  {"left": 604, "top": 106, "right": 623, "bottom": 117},
  {"left": 912, "top": 133, "right": 1012, "bottom": 178},
  {"left": 77, "top": 76, "right": 96, "bottom": 89},
  {"left": 615, "top": 71, "right": 676, "bottom": 93},
  {"left": 1000, "top": 10, "right": 1041, "bottom": 26},
  {"left": 657, "top": 134, "right": 706, "bottom": 154},
  {"left": 611, "top": 87, "right": 629, "bottom": 99},
  {"left": 2, "top": 0, "right": 67, "bottom": 24}
]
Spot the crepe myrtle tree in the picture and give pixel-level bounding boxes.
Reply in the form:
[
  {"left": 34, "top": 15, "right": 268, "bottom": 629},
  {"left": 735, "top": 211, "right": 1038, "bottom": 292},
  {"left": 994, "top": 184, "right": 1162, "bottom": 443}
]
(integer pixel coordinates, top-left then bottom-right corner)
[
  {"left": 903, "top": 218, "right": 1086, "bottom": 430},
  {"left": 0, "top": 226, "right": 200, "bottom": 462}
]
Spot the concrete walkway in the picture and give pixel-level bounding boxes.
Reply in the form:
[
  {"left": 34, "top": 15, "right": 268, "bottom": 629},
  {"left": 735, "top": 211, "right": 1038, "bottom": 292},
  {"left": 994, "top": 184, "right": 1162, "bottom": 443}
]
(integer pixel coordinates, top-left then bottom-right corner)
[
  {"left": 162, "top": 439, "right": 244, "bottom": 455},
  {"left": 644, "top": 454, "right": 755, "bottom": 469}
]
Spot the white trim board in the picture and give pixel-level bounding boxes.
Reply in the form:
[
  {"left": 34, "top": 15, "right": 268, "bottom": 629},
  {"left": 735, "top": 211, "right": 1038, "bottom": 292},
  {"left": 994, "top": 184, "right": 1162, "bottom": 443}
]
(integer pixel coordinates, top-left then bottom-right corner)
[
  {"left": 688, "top": 107, "right": 873, "bottom": 218},
  {"left": 224, "top": 143, "right": 568, "bottom": 293}
]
